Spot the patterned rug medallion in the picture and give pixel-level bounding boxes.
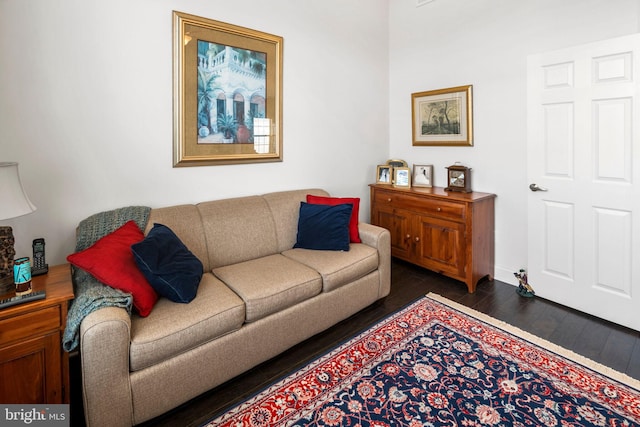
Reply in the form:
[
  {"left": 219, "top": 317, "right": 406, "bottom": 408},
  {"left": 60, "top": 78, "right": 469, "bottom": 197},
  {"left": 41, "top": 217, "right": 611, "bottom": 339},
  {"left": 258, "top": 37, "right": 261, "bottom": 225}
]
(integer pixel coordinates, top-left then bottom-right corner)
[{"left": 204, "top": 293, "right": 640, "bottom": 426}]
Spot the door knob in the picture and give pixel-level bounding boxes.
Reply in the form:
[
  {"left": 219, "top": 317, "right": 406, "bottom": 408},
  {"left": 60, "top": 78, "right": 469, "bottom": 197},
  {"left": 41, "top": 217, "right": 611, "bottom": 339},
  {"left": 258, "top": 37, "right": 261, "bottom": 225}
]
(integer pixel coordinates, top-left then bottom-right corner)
[{"left": 529, "top": 183, "right": 548, "bottom": 192}]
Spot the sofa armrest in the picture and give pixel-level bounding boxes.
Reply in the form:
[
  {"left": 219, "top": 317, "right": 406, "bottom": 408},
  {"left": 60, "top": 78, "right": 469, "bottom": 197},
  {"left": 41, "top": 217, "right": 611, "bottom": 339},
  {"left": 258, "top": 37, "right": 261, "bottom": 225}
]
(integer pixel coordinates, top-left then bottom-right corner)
[
  {"left": 358, "top": 222, "right": 391, "bottom": 298},
  {"left": 80, "top": 307, "right": 133, "bottom": 427}
]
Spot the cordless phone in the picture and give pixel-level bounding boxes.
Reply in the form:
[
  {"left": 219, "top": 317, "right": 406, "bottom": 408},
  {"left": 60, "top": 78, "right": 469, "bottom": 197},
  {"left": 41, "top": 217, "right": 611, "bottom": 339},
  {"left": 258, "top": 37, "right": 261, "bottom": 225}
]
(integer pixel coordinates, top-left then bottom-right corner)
[{"left": 32, "top": 238, "right": 49, "bottom": 276}]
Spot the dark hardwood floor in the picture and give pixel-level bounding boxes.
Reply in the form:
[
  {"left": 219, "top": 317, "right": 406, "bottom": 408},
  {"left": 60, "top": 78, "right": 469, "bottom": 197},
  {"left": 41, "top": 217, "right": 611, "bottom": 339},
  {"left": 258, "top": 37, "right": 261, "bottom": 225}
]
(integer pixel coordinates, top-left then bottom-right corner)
[{"left": 69, "top": 258, "right": 640, "bottom": 426}]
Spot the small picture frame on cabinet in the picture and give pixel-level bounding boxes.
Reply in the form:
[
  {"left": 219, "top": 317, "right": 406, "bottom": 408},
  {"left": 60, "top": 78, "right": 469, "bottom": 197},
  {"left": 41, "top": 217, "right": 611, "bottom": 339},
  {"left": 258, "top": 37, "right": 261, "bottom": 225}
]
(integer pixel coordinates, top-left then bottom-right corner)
[
  {"left": 386, "top": 159, "right": 408, "bottom": 168},
  {"left": 394, "top": 167, "right": 411, "bottom": 188},
  {"left": 412, "top": 164, "right": 433, "bottom": 188},
  {"left": 376, "top": 165, "right": 393, "bottom": 184}
]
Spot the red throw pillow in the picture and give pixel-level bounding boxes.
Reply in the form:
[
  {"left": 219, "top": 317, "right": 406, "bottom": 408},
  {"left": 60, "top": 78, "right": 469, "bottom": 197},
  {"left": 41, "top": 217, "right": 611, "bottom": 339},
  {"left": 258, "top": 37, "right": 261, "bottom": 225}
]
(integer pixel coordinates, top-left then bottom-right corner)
[
  {"left": 67, "top": 220, "right": 158, "bottom": 316},
  {"left": 306, "top": 195, "right": 361, "bottom": 243}
]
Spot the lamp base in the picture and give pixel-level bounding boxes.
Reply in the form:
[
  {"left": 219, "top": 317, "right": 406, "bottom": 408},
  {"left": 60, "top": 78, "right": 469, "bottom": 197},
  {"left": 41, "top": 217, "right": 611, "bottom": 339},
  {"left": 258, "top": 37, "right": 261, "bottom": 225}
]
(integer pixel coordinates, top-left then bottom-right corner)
[{"left": 0, "top": 226, "right": 16, "bottom": 295}]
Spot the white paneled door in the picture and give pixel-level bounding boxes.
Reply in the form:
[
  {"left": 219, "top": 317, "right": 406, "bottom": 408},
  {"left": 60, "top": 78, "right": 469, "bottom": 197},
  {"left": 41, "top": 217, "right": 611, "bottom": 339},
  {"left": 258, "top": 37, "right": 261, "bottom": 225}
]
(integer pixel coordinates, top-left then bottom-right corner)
[{"left": 527, "top": 34, "right": 640, "bottom": 331}]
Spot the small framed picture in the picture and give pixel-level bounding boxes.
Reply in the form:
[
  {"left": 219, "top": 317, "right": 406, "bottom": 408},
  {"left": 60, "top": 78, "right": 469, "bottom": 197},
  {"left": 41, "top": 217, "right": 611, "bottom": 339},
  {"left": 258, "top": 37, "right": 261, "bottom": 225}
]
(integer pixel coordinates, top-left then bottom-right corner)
[
  {"left": 376, "top": 165, "right": 393, "bottom": 184},
  {"left": 413, "top": 164, "right": 434, "bottom": 188},
  {"left": 386, "top": 159, "right": 408, "bottom": 168},
  {"left": 394, "top": 167, "right": 411, "bottom": 188}
]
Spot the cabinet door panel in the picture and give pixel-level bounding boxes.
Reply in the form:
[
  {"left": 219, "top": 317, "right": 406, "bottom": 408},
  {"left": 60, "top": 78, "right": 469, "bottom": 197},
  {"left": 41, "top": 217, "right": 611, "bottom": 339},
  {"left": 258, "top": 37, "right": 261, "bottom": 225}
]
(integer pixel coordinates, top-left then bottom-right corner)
[
  {"left": 415, "top": 215, "right": 465, "bottom": 278},
  {"left": 373, "top": 207, "right": 412, "bottom": 260},
  {"left": 0, "top": 333, "right": 61, "bottom": 403}
]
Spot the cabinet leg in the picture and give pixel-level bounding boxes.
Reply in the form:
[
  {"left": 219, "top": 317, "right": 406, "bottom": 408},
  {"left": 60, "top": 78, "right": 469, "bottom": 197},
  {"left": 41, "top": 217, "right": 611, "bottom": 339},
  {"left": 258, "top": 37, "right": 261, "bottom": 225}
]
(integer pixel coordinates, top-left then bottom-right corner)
[{"left": 468, "top": 274, "right": 493, "bottom": 293}]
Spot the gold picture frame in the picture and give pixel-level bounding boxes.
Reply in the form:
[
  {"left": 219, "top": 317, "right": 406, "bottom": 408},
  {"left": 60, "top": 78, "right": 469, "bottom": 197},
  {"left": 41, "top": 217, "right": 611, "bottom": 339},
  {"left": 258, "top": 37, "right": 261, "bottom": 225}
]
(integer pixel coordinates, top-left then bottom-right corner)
[
  {"left": 393, "top": 167, "right": 411, "bottom": 188},
  {"left": 411, "top": 85, "right": 473, "bottom": 146},
  {"left": 386, "top": 159, "right": 408, "bottom": 168},
  {"left": 173, "top": 11, "right": 283, "bottom": 166},
  {"left": 376, "top": 165, "right": 393, "bottom": 184}
]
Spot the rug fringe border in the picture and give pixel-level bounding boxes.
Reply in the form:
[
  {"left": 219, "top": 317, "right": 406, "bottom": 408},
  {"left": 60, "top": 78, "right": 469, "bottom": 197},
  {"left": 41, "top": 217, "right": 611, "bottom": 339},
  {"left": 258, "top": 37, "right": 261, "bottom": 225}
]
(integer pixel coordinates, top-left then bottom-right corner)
[{"left": 426, "top": 292, "right": 640, "bottom": 391}]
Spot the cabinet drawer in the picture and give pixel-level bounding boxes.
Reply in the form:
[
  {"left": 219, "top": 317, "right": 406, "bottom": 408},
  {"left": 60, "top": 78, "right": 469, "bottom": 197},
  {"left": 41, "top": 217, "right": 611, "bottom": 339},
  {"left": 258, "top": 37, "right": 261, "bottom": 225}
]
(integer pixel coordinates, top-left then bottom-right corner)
[
  {"left": 0, "top": 306, "right": 61, "bottom": 346},
  {"left": 373, "top": 190, "right": 465, "bottom": 221}
]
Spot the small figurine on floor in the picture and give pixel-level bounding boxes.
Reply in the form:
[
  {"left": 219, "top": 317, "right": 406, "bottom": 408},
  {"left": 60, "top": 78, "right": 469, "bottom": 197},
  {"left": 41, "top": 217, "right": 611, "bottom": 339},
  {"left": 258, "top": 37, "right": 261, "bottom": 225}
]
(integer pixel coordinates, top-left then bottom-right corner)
[{"left": 514, "top": 268, "right": 535, "bottom": 298}]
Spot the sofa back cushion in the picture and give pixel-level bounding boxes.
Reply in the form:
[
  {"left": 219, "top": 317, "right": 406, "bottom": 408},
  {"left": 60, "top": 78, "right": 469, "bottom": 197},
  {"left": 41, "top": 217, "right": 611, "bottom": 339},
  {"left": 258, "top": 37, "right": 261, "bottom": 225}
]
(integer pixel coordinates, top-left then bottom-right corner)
[
  {"left": 198, "top": 195, "right": 279, "bottom": 268},
  {"left": 147, "top": 189, "right": 331, "bottom": 271},
  {"left": 197, "top": 189, "right": 329, "bottom": 269},
  {"left": 262, "top": 189, "right": 329, "bottom": 253},
  {"left": 146, "top": 205, "right": 210, "bottom": 271}
]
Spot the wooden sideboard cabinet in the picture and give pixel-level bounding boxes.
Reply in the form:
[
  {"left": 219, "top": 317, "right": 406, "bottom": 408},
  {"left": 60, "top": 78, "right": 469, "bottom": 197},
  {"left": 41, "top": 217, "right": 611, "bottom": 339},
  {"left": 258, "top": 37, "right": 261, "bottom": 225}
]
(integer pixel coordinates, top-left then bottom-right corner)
[
  {"left": 0, "top": 264, "right": 74, "bottom": 403},
  {"left": 370, "top": 184, "right": 496, "bottom": 293}
]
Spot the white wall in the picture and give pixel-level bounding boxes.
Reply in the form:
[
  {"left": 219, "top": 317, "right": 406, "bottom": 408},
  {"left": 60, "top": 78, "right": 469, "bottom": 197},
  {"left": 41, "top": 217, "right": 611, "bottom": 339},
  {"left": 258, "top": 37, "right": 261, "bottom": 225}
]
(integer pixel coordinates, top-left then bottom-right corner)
[
  {"left": 389, "top": 0, "right": 640, "bottom": 283},
  {"left": 3, "top": 1, "right": 639, "bottom": 284},
  {"left": 0, "top": 0, "right": 389, "bottom": 264}
]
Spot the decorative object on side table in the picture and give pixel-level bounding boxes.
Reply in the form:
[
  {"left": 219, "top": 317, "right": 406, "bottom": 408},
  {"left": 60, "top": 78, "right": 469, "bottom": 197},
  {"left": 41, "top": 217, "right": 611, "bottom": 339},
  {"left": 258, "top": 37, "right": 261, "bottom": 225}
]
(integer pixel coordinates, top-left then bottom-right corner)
[
  {"left": 515, "top": 268, "right": 535, "bottom": 298},
  {"left": 386, "top": 159, "right": 408, "bottom": 186},
  {"left": 0, "top": 162, "right": 36, "bottom": 294},
  {"left": 13, "top": 256, "right": 32, "bottom": 295},
  {"left": 445, "top": 162, "right": 472, "bottom": 193},
  {"left": 376, "top": 165, "right": 392, "bottom": 184},
  {"left": 386, "top": 159, "right": 408, "bottom": 168},
  {"left": 412, "top": 164, "right": 433, "bottom": 188},
  {"left": 393, "top": 167, "right": 411, "bottom": 188}
]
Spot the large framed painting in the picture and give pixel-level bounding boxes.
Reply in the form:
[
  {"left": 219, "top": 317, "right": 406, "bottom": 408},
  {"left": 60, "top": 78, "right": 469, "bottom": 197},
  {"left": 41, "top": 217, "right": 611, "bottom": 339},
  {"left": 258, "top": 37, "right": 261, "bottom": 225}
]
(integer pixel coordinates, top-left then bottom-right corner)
[
  {"left": 411, "top": 85, "right": 473, "bottom": 146},
  {"left": 173, "top": 11, "right": 283, "bottom": 166}
]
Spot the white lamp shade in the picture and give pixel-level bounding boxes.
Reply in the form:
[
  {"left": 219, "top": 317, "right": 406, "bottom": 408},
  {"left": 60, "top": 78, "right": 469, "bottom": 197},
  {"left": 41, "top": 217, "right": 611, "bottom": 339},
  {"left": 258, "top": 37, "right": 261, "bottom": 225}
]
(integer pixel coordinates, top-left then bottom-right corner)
[{"left": 0, "top": 162, "right": 36, "bottom": 220}]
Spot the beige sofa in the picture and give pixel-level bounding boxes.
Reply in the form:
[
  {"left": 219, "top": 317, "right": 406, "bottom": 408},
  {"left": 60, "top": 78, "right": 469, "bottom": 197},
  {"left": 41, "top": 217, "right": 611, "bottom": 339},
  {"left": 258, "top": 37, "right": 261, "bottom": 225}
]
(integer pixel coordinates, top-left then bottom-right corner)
[{"left": 78, "top": 189, "right": 391, "bottom": 426}]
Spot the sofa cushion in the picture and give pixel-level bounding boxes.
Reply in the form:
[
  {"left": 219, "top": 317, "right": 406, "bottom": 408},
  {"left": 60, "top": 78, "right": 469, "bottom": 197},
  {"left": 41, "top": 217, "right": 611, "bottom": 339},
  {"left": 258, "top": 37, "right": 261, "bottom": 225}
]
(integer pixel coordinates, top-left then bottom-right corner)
[
  {"left": 146, "top": 204, "right": 210, "bottom": 272},
  {"left": 212, "top": 254, "right": 322, "bottom": 322},
  {"left": 131, "top": 223, "right": 203, "bottom": 303},
  {"left": 282, "top": 243, "right": 379, "bottom": 292},
  {"left": 262, "top": 189, "right": 329, "bottom": 252},
  {"left": 66, "top": 220, "right": 158, "bottom": 317},
  {"left": 294, "top": 202, "right": 352, "bottom": 251},
  {"left": 306, "top": 194, "right": 361, "bottom": 243},
  {"left": 197, "top": 196, "right": 279, "bottom": 269},
  {"left": 129, "top": 273, "right": 245, "bottom": 371}
]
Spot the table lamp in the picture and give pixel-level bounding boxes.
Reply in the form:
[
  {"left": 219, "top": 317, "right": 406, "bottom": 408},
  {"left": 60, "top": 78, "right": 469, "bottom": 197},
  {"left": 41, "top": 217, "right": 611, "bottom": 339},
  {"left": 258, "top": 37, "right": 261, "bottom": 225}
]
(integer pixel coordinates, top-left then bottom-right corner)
[{"left": 0, "top": 162, "right": 36, "bottom": 294}]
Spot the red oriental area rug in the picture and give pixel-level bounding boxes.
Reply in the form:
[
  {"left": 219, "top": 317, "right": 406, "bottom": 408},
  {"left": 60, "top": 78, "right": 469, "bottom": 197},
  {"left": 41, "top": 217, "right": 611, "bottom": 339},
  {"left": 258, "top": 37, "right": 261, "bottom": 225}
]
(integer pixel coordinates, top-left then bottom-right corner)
[{"left": 204, "top": 294, "right": 640, "bottom": 427}]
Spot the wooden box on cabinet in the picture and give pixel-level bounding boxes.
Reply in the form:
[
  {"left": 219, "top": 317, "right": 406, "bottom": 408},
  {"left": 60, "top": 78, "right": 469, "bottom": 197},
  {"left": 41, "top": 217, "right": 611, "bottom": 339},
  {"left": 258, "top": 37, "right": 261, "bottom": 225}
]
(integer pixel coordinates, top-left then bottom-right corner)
[
  {"left": 0, "top": 264, "right": 74, "bottom": 403},
  {"left": 370, "top": 184, "right": 495, "bottom": 293}
]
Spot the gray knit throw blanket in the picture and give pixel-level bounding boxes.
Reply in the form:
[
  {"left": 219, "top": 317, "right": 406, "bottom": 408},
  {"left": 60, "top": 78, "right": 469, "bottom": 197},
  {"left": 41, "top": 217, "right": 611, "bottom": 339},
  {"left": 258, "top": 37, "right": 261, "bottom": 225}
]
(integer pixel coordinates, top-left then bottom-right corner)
[{"left": 62, "top": 206, "right": 151, "bottom": 352}]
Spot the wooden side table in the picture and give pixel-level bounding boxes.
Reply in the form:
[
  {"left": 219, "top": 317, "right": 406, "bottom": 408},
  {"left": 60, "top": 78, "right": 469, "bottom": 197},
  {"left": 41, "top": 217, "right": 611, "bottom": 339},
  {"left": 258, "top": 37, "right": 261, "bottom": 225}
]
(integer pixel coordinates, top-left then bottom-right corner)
[
  {"left": 0, "top": 264, "right": 74, "bottom": 403},
  {"left": 370, "top": 184, "right": 495, "bottom": 293}
]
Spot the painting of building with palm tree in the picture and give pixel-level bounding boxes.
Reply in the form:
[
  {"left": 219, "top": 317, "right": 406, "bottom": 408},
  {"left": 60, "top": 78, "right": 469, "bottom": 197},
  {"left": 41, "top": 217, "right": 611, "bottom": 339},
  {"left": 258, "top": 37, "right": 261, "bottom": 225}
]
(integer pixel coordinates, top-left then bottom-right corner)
[{"left": 197, "top": 40, "right": 267, "bottom": 144}]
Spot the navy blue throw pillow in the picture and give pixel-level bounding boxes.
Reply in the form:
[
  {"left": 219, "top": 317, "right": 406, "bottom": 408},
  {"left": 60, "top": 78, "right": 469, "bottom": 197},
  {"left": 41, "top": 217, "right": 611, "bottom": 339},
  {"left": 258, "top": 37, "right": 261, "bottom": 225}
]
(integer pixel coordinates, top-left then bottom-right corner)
[
  {"left": 294, "top": 202, "right": 352, "bottom": 251},
  {"left": 131, "top": 223, "right": 203, "bottom": 303}
]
